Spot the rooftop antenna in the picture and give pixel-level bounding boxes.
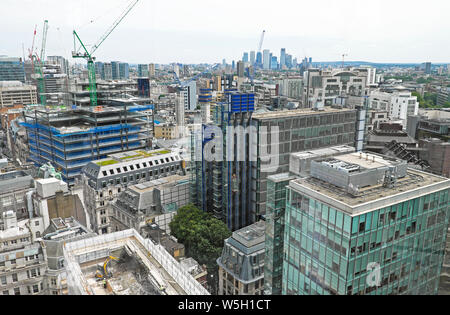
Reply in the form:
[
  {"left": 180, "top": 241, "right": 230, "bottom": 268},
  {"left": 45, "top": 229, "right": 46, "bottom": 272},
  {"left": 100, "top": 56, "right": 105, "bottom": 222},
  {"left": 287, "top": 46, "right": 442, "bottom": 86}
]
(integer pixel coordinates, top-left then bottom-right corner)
[{"left": 342, "top": 54, "right": 348, "bottom": 69}]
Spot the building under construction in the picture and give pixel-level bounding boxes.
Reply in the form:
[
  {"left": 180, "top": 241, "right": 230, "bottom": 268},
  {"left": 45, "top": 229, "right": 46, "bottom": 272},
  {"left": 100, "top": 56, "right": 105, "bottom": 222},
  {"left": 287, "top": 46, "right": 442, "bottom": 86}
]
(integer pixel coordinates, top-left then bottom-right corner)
[
  {"left": 63, "top": 229, "right": 209, "bottom": 295},
  {"left": 21, "top": 105, "right": 153, "bottom": 184}
]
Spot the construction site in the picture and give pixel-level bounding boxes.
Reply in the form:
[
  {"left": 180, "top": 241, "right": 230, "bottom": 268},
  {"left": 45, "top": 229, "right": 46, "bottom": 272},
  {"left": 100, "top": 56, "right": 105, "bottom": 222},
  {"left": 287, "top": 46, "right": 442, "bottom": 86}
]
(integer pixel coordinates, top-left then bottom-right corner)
[
  {"left": 63, "top": 229, "right": 209, "bottom": 295},
  {"left": 21, "top": 104, "right": 153, "bottom": 184}
]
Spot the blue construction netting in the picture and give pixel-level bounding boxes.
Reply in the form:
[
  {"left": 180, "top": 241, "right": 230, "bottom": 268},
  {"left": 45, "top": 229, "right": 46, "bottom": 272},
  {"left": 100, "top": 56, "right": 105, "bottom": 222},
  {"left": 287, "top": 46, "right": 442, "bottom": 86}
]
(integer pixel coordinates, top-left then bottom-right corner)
[
  {"left": 21, "top": 122, "right": 140, "bottom": 138},
  {"left": 127, "top": 105, "right": 154, "bottom": 112}
]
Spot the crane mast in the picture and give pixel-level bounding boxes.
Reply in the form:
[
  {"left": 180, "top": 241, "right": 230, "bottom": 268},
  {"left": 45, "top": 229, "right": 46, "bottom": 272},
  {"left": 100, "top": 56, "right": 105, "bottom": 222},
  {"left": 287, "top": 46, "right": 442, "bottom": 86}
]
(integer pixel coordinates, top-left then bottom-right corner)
[
  {"left": 258, "top": 30, "right": 266, "bottom": 53},
  {"left": 34, "top": 20, "right": 49, "bottom": 105}
]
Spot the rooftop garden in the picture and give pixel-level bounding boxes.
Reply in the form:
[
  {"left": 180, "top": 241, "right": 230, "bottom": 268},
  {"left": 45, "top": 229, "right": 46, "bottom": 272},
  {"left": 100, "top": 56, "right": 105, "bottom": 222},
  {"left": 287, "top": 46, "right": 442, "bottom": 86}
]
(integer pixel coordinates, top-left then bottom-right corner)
[
  {"left": 96, "top": 160, "right": 119, "bottom": 166},
  {"left": 119, "top": 150, "right": 171, "bottom": 160}
]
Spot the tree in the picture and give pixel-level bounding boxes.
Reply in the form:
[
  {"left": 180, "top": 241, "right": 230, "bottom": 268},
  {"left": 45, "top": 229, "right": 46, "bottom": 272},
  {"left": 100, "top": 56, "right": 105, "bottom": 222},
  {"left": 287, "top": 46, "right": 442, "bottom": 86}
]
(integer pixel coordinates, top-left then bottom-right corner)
[
  {"left": 169, "top": 204, "right": 231, "bottom": 268},
  {"left": 169, "top": 204, "right": 231, "bottom": 294}
]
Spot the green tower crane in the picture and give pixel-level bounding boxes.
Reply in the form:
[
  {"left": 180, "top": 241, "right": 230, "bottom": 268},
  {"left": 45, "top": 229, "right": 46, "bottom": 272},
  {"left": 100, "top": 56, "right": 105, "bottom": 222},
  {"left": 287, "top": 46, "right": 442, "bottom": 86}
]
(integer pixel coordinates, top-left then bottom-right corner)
[
  {"left": 72, "top": 0, "right": 140, "bottom": 107},
  {"left": 33, "top": 20, "right": 49, "bottom": 105}
]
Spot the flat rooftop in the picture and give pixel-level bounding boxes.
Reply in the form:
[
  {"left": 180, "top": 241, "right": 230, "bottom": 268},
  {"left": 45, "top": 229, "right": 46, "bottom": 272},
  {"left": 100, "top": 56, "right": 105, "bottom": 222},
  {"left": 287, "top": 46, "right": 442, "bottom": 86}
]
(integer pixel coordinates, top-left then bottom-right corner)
[
  {"left": 252, "top": 106, "right": 354, "bottom": 120},
  {"left": 332, "top": 152, "right": 402, "bottom": 170},
  {"left": 291, "top": 168, "right": 450, "bottom": 216},
  {"left": 232, "top": 220, "right": 266, "bottom": 248},
  {"left": 132, "top": 175, "right": 189, "bottom": 193},
  {"left": 95, "top": 149, "right": 173, "bottom": 166}
]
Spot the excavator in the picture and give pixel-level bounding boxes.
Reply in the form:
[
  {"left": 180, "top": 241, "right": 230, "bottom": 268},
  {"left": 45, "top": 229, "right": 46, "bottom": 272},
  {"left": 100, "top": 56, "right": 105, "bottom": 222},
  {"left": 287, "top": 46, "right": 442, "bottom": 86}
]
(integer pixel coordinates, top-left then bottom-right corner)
[{"left": 95, "top": 256, "right": 119, "bottom": 281}]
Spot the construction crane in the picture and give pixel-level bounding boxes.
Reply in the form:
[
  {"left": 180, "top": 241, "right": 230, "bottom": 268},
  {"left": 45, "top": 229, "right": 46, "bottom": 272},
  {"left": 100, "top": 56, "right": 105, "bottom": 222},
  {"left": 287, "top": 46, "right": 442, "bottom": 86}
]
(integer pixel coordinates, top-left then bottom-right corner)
[
  {"left": 342, "top": 53, "right": 348, "bottom": 69},
  {"left": 72, "top": 0, "right": 140, "bottom": 107},
  {"left": 258, "top": 30, "right": 266, "bottom": 54},
  {"left": 28, "top": 25, "right": 37, "bottom": 73},
  {"left": 255, "top": 30, "right": 265, "bottom": 69},
  {"left": 36, "top": 20, "right": 49, "bottom": 105}
]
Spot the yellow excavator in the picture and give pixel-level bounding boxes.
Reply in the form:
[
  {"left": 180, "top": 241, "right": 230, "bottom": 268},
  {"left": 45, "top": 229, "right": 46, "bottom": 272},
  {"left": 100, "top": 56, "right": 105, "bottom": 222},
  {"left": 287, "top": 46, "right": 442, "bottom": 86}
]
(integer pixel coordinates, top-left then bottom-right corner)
[{"left": 95, "top": 256, "right": 119, "bottom": 280}]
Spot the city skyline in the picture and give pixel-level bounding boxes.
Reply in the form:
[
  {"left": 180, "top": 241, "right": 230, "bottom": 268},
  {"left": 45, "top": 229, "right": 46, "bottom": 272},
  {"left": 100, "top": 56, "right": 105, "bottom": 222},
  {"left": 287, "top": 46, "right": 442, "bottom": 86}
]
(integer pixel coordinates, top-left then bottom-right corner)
[{"left": 1, "top": 0, "right": 450, "bottom": 64}]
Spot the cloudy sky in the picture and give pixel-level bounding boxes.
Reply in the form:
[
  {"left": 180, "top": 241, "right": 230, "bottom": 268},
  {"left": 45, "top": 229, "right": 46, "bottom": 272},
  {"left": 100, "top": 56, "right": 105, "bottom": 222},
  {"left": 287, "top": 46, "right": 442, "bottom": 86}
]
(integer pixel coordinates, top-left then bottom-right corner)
[{"left": 1, "top": 0, "right": 449, "bottom": 64}]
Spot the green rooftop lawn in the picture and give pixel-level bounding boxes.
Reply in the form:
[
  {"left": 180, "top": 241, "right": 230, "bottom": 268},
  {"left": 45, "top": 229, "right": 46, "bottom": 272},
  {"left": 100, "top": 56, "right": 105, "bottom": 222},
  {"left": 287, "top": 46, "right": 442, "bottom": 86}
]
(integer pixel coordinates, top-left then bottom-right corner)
[
  {"left": 119, "top": 150, "right": 172, "bottom": 160},
  {"left": 96, "top": 160, "right": 118, "bottom": 166}
]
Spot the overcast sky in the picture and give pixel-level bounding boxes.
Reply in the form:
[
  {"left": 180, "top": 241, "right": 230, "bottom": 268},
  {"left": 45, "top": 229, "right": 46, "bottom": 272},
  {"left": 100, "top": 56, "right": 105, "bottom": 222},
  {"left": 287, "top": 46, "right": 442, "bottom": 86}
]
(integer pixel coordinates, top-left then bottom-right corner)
[{"left": 1, "top": 0, "right": 449, "bottom": 64}]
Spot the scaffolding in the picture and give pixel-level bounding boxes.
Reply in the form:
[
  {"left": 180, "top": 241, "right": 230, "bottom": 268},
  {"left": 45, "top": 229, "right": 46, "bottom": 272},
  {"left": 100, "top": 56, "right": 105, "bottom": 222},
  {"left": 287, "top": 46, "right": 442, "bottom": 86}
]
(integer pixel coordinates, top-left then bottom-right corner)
[
  {"left": 63, "top": 229, "right": 210, "bottom": 295},
  {"left": 22, "top": 105, "right": 153, "bottom": 184}
]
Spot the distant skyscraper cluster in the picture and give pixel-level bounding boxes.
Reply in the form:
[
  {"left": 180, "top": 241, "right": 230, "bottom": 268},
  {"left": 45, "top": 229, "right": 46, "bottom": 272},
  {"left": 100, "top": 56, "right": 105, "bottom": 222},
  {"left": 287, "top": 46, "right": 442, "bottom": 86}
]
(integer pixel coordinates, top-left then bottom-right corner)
[{"left": 239, "top": 48, "right": 301, "bottom": 71}]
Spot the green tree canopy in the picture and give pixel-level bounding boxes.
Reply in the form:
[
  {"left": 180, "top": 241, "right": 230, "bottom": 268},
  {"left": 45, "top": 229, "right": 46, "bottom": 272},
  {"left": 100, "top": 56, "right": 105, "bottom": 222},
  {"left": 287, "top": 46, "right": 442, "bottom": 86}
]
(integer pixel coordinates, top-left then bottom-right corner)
[{"left": 169, "top": 204, "right": 232, "bottom": 268}]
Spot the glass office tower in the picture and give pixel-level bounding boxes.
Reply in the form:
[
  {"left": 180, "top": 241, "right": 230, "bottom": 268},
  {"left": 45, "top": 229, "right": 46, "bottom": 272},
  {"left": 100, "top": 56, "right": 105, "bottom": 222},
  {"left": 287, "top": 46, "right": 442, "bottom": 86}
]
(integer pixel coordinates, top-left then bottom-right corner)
[
  {"left": 265, "top": 173, "right": 297, "bottom": 295},
  {"left": 282, "top": 152, "right": 450, "bottom": 295}
]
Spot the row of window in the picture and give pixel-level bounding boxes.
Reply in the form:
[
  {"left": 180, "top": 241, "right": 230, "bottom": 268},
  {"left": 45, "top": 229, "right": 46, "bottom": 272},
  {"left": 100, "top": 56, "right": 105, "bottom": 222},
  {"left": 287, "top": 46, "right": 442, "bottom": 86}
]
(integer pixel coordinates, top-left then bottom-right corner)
[
  {"left": 100, "top": 156, "right": 179, "bottom": 177},
  {"left": 101, "top": 165, "right": 181, "bottom": 188},
  {"left": 0, "top": 254, "right": 38, "bottom": 267}
]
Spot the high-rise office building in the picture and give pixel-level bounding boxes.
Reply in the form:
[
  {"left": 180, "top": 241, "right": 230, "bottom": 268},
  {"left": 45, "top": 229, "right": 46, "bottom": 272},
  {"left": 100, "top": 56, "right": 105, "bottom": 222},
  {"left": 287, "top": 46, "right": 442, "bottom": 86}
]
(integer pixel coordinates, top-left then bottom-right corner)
[
  {"left": 0, "top": 57, "right": 25, "bottom": 83},
  {"left": 422, "top": 62, "right": 432, "bottom": 75},
  {"left": 182, "top": 81, "right": 197, "bottom": 111},
  {"left": 95, "top": 62, "right": 104, "bottom": 79},
  {"left": 111, "top": 61, "right": 120, "bottom": 80},
  {"left": 286, "top": 54, "right": 293, "bottom": 69},
  {"left": 250, "top": 51, "right": 256, "bottom": 65},
  {"left": 263, "top": 50, "right": 271, "bottom": 70},
  {"left": 191, "top": 92, "right": 255, "bottom": 231},
  {"left": 119, "top": 62, "right": 130, "bottom": 79},
  {"left": 149, "top": 63, "right": 156, "bottom": 77},
  {"left": 252, "top": 107, "right": 364, "bottom": 220},
  {"left": 256, "top": 52, "right": 263, "bottom": 68},
  {"left": 243, "top": 53, "right": 249, "bottom": 63},
  {"left": 282, "top": 152, "right": 450, "bottom": 295},
  {"left": 192, "top": 105, "right": 360, "bottom": 231},
  {"left": 103, "top": 63, "right": 113, "bottom": 80},
  {"left": 271, "top": 56, "right": 278, "bottom": 70},
  {"left": 280, "top": 49, "right": 286, "bottom": 69},
  {"left": 237, "top": 61, "right": 245, "bottom": 78},
  {"left": 138, "top": 64, "right": 149, "bottom": 77}
]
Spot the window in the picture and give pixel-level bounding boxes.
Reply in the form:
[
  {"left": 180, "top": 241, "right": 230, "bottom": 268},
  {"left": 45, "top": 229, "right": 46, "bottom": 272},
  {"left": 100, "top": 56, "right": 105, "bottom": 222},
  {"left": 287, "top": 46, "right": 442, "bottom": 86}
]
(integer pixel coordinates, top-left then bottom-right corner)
[
  {"left": 2, "top": 290, "right": 8, "bottom": 295},
  {"left": 143, "top": 162, "right": 147, "bottom": 167},
  {"left": 102, "top": 171, "right": 107, "bottom": 176},
  {"left": 109, "top": 170, "right": 114, "bottom": 175},
  {"left": 32, "top": 285, "right": 39, "bottom": 293},
  {"left": 359, "top": 222, "right": 365, "bottom": 233},
  {"left": 129, "top": 165, "right": 134, "bottom": 170},
  {"left": 116, "top": 168, "right": 121, "bottom": 174},
  {"left": 36, "top": 231, "right": 41, "bottom": 238},
  {"left": 12, "top": 273, "right": 18, "bottom": 282},
  {"left": 1, "top": 276, "right": 6, "bottom": 285},
  {"left": 11, "top": 259, "right": 16, "bottom": 265},
  {"left": 14, "top": 288, "right": 20, "bottom": 295},
  {"left": 35, "top": 221, "right": 39, "bottom": 226},
  {"left": 123, "top": 167, "right": 128, "bottom": 172}
]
